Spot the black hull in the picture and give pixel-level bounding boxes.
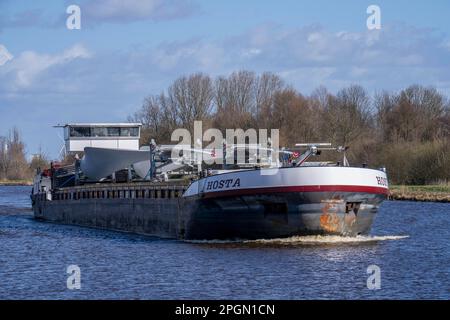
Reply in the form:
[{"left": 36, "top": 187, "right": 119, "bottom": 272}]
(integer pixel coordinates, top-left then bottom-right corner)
[
  {"left": 184, "top": 191, "right": 384, "bottom": 240},
  {"left": 32, "top": 190, "right": 386, "bottom": 240}
]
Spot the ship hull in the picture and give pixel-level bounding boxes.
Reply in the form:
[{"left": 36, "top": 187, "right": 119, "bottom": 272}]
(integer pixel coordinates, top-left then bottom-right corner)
[
  {"left": 33, "top": 197, "right": 184, "bottom": 239},
  {"left": 183, "top": 191, "right": 384, "bottom": 240},
  {"left": 32, "top": 189, "right": 386, "bottom": 240},
  {"left": 32, "top": 166, "right": 389, "bottom": 240}
]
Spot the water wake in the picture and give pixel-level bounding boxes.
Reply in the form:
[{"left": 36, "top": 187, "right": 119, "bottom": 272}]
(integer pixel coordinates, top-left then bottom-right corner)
[
  {"left": 247, "top": 235, "right": 409, "bottom": 245},
  {"left": 187, "top": 235, "right": 409, "bottom": 246}
]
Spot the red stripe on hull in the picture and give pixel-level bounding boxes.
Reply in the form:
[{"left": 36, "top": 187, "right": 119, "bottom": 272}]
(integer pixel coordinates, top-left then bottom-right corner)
[{"left": 201, "top": 185, "right": 389, "bottom": 199}]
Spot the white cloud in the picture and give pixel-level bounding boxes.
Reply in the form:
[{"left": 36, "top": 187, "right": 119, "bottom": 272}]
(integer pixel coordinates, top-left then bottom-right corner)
[
  {"left": 442, "top": 40, "right": 450, "bottom": 51},
  {"left": 81, "top": 0, "right": 198, "bottom": 24},
  {"left": 350, "top": 67, "right": 368, "bottom": 78},
  {"left": 2, "top": 24, "right": 450, "bottom": 97},
  {"left": 0, "top": 0, "right": 198, "bottom": 30},
  {"left": 150, "top": 39, "right": 225, "bottom": 72},
  {"left": 241, "top": 48, "right": 262, "bottom": 59},
  {"left": 307, "top": 32, "right": 323, "bottom": 43},
  {"left": 0, "top": 44, "right": 91, "bottom": 89},
  {"left": 144, "top": 24, "right": 450, "bottom": 95}
]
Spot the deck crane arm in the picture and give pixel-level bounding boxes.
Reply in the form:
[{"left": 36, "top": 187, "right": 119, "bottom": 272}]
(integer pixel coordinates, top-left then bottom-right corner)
[{"left": 293, "top": 143, "right": 349, "bottom": 167}]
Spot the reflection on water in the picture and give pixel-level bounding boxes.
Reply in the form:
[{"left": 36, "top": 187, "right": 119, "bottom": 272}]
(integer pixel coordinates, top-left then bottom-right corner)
[{"left": 0, "top": 186, "right": 449, "bottom": 299}]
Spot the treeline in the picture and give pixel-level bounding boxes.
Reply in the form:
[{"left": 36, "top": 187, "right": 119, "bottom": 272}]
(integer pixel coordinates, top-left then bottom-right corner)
[
  {"left": 129, "top": 71, "right": 450, "bottom": 185},
  {"left": 0, "top": 128, "right": 48, "bottom": 181}
]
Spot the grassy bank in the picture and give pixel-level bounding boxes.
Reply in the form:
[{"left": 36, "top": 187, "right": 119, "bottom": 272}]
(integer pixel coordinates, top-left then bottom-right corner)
[
  {"left": 389, "top": 185, "right": 450, "bottom": 203},
  {"left": 0, "top": 179, "right": 32, "bottom": 186}
]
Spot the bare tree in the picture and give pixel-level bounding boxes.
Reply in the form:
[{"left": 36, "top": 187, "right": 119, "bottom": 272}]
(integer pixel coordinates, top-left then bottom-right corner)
[
  {"left": 375, "top": 85, "right": 448, "bottom": 143},
  {"left": 0, "top": 136, "right": 8, "bottom": 180},
  {"left": 255, "top": 72, "right": 284, "bottom": 129},
  {"left": 214, "top": 71, "right": 256, "bottom": 129},
  {"left": 168, "top": 73, "right": 214, "bottom": 132},
  {"left": 128, "top": 95, "right": 164, "bottom": 144},
  {"left": 266, "top": 87, "right": 324, "bottom": 147},
  {"left": 29, "top": 145, "right": 49, "bottom": 174},
  {"left": 1, "top": 128, "right": 30, "bottom": 180},
  {"left": 322, "top": 85, "right": 372, "bottom": 146}
]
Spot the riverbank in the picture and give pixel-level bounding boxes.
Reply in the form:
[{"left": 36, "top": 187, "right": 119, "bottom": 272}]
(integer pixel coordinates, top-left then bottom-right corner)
[
  {"left": 0, "top": 180, "right": 32, "bottom": 186},
  {"left": 389, "top": 185, "right": 450, "bottom": 203}
]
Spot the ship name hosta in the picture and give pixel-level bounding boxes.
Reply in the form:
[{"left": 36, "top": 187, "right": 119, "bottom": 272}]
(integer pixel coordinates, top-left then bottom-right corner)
[{"left": 206, "top": 178, "right": 241, "bottom": 191}]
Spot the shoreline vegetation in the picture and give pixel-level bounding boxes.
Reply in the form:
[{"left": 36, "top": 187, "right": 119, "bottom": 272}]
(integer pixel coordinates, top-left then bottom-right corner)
[
  {"left": 389, "top": 185, "right": 450, "bottom": 203},
  {"left": 0, "top": 180, "right": 448, "bottom": 202},
  {"left": 0, "top": 179, "right": 32, "bottom": 186}
]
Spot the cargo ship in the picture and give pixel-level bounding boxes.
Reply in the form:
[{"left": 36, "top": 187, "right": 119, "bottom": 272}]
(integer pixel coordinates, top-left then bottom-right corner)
[{"left": 31, "top": 123, "right": 389, "bottom": 240}]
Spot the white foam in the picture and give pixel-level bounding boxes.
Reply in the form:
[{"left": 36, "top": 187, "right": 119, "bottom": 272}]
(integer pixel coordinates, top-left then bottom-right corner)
[
  {"left": 186, "top": 235, "right": 409, "bottom": 245},
  {"left": 247, "top": 235, "right": 409, "bottom": 245}
]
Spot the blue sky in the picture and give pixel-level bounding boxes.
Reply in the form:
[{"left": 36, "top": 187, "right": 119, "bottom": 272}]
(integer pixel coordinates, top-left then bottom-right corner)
[{"left": 1, "top": 0, "right": 450, "bottom": 159}]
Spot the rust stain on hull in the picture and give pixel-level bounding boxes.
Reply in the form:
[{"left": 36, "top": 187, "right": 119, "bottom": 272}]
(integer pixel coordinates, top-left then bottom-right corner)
[{"left": 320, "top": 203, "right": 341, "bottom": 232}]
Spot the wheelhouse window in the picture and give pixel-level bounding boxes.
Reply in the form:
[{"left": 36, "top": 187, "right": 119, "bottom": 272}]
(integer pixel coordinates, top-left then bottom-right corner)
[
  {"left": 120, "top": 127, "right": 131, "bottom": 137},
  {"left": 118, "top": 127, "right": 139, "bottom": 137},
  {"left": 91, "top": 127, "right": 108, "bottom": 137},
  {"left": 107, "top": 127, "right": 120, "bottom": 137},
  {"left": 68, "top": 126, "right": 139, "bottom": 137},
  {"left": 70, "top": 127, "right": 91, "bottom": 137},
  {"left": 130, "top": 127, "right": 139, "bottom": 137}
]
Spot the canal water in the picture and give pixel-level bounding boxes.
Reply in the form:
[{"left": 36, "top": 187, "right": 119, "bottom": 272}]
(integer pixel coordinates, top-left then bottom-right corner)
[{"left": 0, "top": 186, "right": 448, "bottom": 299}]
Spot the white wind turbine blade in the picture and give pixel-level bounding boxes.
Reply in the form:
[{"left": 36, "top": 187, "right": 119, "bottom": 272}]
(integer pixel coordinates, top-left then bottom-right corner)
[{"left": 80, "top": 147, "right": 150, "bottom": 180}]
